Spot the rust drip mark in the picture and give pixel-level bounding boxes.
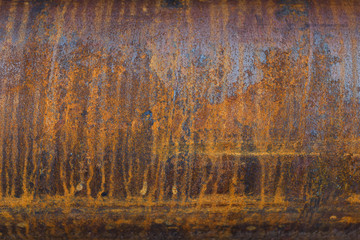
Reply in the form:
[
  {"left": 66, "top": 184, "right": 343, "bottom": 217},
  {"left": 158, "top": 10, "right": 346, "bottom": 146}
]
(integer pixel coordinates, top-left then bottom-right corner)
[
  {"left": 236, "top": 0, "right": 246, "bottom": 149},
  {"left": 72, "top": 1, "right": 89, "bottom": 193},
  {"left": 78, "top": 0, "right": 89, "bottom": 37},
  {"left": 95, "top": 0, "right": 115, "bottom": 199},
  {"left": 158, "top": 8, "right": 184, "bottom": 202},
  {"left": 4, "top": 1, "right": 17, "bottom": 45},
  {"left": 18, "top": 2, "right": 29, "bottom": 44},
  {"left": 347, "top": 0, "right": 360, "bottom": 147},
  {"left": 43, "top": 0, "right": 70, "bottom": 196},
  {"left": 60, "top": 1, "right": 80, "bottom": 197},
  {"left": 129, "top": 0, "right": 136, "bottom": 16},
  {"left": 102, "top": 0, "right": 117, "bottom": 199},
  {"left": 85, "top": 68, "right": 99, "bottom": 197},
  {"left": 117, "top": 0, "right": 125, "bottom": 22},
  {"left": 109, "top": 65, "right": 126, "bottom": 198},
  {"left": 62, "top": 70, "right": 76, "bottom": 196},
  {"left": 336, "top": 0, "right": 359, "bottom": 148},
  {"left": 85, "top": 0, "right": 105, "bottom": 198},
  {"left": 0, "top": 0, "right": 18, "bottom": 198},
  {"left": 183, "top": 0, "right": 201, "bottom": 204},
  {"left": 298, "top": 2, "right": 313, "bottom": 148},
  {"left": 11, "top": 1, "right": 30, "bottom": 198},
  {"left": 219, "top": 0, "right": 231, "bottom": 142},
  {"left": 147, "top": 0, "right": 163, "bottom": 203},
  {"left": 168, "top": 8, "right": 182, "bottom": 202},
  {"left": 29, "top": 73, "right": 41, "bottom": 198}
]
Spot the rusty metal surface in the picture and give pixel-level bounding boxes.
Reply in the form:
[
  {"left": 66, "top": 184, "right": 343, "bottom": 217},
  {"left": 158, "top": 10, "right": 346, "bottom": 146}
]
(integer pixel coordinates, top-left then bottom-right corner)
[{"left": 0, "top": 0, "right": 360, "bottom": 239}]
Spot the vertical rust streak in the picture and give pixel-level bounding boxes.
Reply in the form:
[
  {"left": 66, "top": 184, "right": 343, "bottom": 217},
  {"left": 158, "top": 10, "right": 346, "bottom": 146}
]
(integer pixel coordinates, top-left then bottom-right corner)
[
  {"left": 29, "top": 79, "right": 41, "bottom": 197},
  {"left": 158, "top": 7, "right": 181, "bottom": 203},
  {"left": 230, "top": 0, "right": 247, "bottom": 205},
  {"left": 330, "top": 0, "right": 346, "bottom": 144},
  {"left": 63, "top": 70, "right": 75, "bottom": 196},
  {"left": 86, "top": 72, "right": 99, "bottom": 198},
  {"left": 109, "top": 65, "right": 125, "bottom": 198},
  {"left": 77, "top": 0, "right": 89, "bottom": 189},
  {"left": 148, "top": 0, "right": 162, "bottom": 202},
  {"left": 183, "top": 0, "right": 195, "bottom": 203},
  {"left": 108, "top": 0, "right": 127, "bottom": 199},
  {"left": 104, "top": 0, "right": 117, "bottom": 199},
  {"left": 16, "top": 2, "right": 30, "bottom": 198},
  {"left": 263, "top": 0, "right": 274, "bottom": 150},
  {"left": 119, "top": 2, "right": 130, "bottom": 200},
  {"left": 273, "top": 156, "right": 285, "bottom": 203},
  {"left": 44, "top": 0, "right": 69, "bottom": 195},
  {"left": 61, "top": 2, "right": 79, "bottom": 197},
  {"left": 86, "top": 0, "right": 105, "bottom": 197},
  {"left": 129, "top": 0, "right": 136, "bottom": 16},
  {"left": 97, "top": 0, "right": 114, "bottom": 198},
  {"left": 343, "top": 0, "right": 359, "bottom": 150},
  {"left": 170, "top": 13, "right": 182, "bottom": 201},
  {"left": 0, "top": 1, "right": 18, "bottom": 197},
  {"left": 219, "top": 0, "right": 230, "bottom": 103},
  {"left": 254, "top": 0, "right": 265, "bottom": 208},
  {"left": 67, "top": 1, "right": 80, "bottom": 196},
  {"left": 299, "top": 1, "right": 313, "bottom": 148},
  {"left": 197, "top": 2, "right": 216, "bottom": 205}
]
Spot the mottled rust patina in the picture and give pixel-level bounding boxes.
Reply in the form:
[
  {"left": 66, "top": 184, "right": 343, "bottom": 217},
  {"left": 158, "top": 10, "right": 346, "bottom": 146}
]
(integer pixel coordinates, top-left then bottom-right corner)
[{"left": 0, "top": 0, "right": 359, "bottom": 239}]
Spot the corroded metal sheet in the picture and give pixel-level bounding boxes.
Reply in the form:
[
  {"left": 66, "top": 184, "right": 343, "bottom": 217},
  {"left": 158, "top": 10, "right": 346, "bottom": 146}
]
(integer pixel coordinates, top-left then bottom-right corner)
[{"left": 0, "top": 0, "right": 360, "bottom": 238}]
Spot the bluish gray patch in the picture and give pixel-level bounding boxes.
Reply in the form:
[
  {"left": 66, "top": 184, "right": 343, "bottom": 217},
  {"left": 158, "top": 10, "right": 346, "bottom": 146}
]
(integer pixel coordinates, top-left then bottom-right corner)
[
  {"left": 162, "top": 0, "right": 183, "bottom": 8},
  {"left": 291, "top": 45, "right": 300, "bottom": 61},
  {"left": 0, "top": 27, "right": 5, "bottom": 43},
  {"left": 313, "top": 32, "right": 324, "bottom": 46},
  {"left": 259, "top": 50, "right": 267, "bottom": 64},
  {"left": 59, "top": 35, "right": 67, "bottom": 46}
]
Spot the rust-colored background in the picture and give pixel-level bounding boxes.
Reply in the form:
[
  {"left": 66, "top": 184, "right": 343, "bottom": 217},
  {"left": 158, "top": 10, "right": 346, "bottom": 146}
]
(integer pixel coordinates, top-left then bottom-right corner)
[{"left": 0, "top": 0, "right": 360, "bottom": 239}]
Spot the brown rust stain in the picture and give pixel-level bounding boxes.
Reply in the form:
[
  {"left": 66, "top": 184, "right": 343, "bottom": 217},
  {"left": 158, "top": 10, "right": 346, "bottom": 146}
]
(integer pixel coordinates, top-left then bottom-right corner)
[{"left": 0, "top": 0, "right": 360, "bottom": 238}]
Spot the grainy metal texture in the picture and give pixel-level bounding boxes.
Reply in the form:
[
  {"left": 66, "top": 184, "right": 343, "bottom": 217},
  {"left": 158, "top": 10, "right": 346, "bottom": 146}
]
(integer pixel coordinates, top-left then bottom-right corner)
[{"left": 0, "top": 0, "right": 360, "bottom": 239}]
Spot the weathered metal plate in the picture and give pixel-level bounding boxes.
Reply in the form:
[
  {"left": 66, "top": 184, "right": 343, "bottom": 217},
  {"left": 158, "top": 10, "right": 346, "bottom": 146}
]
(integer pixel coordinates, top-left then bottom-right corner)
[{"left": 0, "top": 0, "right": 360, "bottom": 239}]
